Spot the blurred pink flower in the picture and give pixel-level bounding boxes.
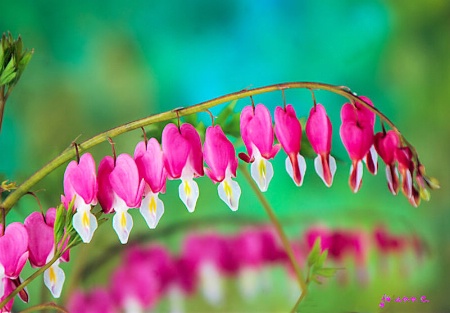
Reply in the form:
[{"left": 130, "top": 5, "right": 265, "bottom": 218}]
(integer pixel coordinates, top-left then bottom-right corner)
[{"left": 68, "top": 288, "right": 117, "bottom": 313}]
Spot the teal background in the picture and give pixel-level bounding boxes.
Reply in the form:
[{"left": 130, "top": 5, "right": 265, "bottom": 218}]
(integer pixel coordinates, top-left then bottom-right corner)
[{"left": 1, "top": 0, "right": 449, "bottom": 312}]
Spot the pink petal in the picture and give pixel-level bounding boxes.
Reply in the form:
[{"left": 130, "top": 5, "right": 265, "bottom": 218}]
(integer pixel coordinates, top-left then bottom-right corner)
[
  {"left": 64, "top": 153, "right": 97, "bottom": 206},
  {"left": 97, "top": 156, "right": 115, "bottom": 213},
  {"left": 274, "top": 105, "right": 301, "bottom": 155},
  {"left": 250, "top": 104, "right": 278, "bottom": 159},
  {"left": 354, "top": 96, "right": 376, "bottom": 129},
  {"left": 385, "top": 164, "right": 399, "bottom": 195},
  {"left": 0, "top": 223, "right": 29, "bottom": 278},
  {"left": 134, "top": 139, "right": 167, "bottom": 193},
  {"left": 180, "top": 123, "right": 204, "bottom": 177},
  {"left": 340, "top": 121, "right": 373, "bottom": 161},
  {"left": 349, "top": 160, "right": 363, "bottom": 193},
  {"left": 306, "top": 104, "right": 332, "bottom": 155},
  {"left": 239, "top": 106, "right": 255, "bottom": 161},
  {"left": 374, "top": 130, "right": 400, "bottom": 165},
  {"left": 110, "top": 154, "right": 145, "bottom": 208},
  {"left": 162, "top": 123, "right": 190, "bottom": 179},
  {"left": 204, "top": 125, "right": 237, "bottom": 182},
  {"left": 24, "top": 212, "right": 54, "bottom": 267}
]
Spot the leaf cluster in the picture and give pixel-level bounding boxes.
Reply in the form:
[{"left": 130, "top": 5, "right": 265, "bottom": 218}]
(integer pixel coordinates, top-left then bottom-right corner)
[{"left": 306, "top": 238, "right": 338, "bottom": 284}]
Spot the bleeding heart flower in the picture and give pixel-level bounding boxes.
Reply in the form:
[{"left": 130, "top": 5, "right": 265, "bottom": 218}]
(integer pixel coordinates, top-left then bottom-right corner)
[
  {"left": 134, "top": 139, "right": 167, "bottom": 229},
  {"left": 0, "top": 223, "right": 29, "bottom": 300},
  {"left": 203, "top": 125, "right": 241, "bottom": 211},
  {"left": 274, "top": 104, "right": 306, "bottom": 186},
  {"left": 162, "top": 123, "right": 204, "bottom": 213},
  {"left": 62, "top": 153, "right": 98, "bottom": 243},
  {"left": 305, "top": 104, "right": 336, "bottom": 187},
  {"left": 97, "top": 154, "right": 145, "bottom": 244},
  {"left": 340, "top": 102, "right": 374, "bottom": 192},
  {"left": 374, "top": 130, "right": 400, "bottom": 195},
  {"left": 239, "top": 104, "right": 280, "bottom": 192},
  {"left": 24, "top": 208, "right": 69, "bottom": 298},
  {"left": 355, "top": 96, "right": 378, "bottom": 175}
]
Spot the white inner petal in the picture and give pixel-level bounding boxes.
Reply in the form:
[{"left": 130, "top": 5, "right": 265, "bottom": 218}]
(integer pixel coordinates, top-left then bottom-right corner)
[
  {"left": 140, "top": 191, "right": 164, "bottom": 229},
  {"left": 43, "top": 259, "right": 65, "bottom": 298},
  {"left": 250, "top": 153, "right": 274, "bottom": 192},
  {"left": 218, "top": 177, "right": 241, "bottom": 211},
  {"left": 179, "top": 176, "right": 199, "bottom": 213},
  {"left": 112, "top": 200, "right": 133, "bottom": 244}
]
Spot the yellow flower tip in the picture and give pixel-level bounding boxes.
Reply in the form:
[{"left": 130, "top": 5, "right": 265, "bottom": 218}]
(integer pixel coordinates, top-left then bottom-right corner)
[{"left": 425, "top": 176, "right": 440, "bottom": 190}]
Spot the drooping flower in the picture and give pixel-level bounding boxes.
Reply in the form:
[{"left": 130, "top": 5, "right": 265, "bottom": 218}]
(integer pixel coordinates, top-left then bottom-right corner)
[
  {"left": 354, "top": 97, "right": 378, "bottom": 175},
  {"left": 134, "top": 139, "right": 167, "bottom": 229},
  {"left": 305, "top": 104, "right": 336, "bottom": 187},
  {"left": 274, "top": 104, "right": 306, "bottom": 186},
  {"left": 0, "top": 278, "right": 15, "bottom": 313},
  {"left": 62, "top": 153, "right": 98, "bottom": 243},
  {"left": 24, "top": 208, "right": 70, "bottom": 298},
  {"left": 340, "top": 101, "right": 374, "bottom": 192},
  {"left": 374, "top": 130, "right": 400, "bottom": 195},
  {"left": 395, "top": 147, "right": 420, "bottom": 206},
  {"left": 203, "top": 125, "right": 241, "bottom": 211},
  {"left": 239, "top": 104, "right": 280, "bottom": 192},
  {"left": 97, "top": 154, "right": 145, "bottom": 244},
  {"left": 162, "top": 123, "right": 204, "bottom": 212},
  {"left": 0, "top": 223, "right": 29, "bottom": 300}
]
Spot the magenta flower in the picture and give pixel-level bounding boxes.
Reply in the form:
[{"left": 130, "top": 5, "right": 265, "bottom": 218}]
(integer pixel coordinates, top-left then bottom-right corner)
[
  {"left": 305, "top": 104, "right": 336, "bottom": 187},
  {"left": 239, "top": 104, "right": 280, "bottom": 191},
  {"left": 340, "top": 101, "right": 374, "bottom": 192},
  {"left": 354, "top": 97, "right": 378, "bottom": 175},
  {"left": 374, "top": 130, "right": 400, "bottom": 195},
  {"left": 97, "top": 154, "right": 145, "bottom": 244},
  {"left": 0, "top": 278, "right": 15, "bottom": 312},
  {"left": 62, "top": 153, "right": 98, "bottom": 243},
  {"left": 134, "top": 139, "right": 167, "bottom": 228},
  {"left": 203, "top": 125, "right": 241, "bottom": 211},
  {"left": 68, "top": 288, "right": 118, "bottom": 313},
  {"left": 162, "top": 123, "right": 204, "bottom": 212},
  {"left": 274, "top": 104, "right": 306, "bottom": 186},
  {"left": 0, "top": 223, "right": 29, "bottom": 300},
  {"left": 24, "top": 208, "right": 69, "bottom": 298},
  {"left": 395, "top": 147, "right": 420, "bottom": 206}
]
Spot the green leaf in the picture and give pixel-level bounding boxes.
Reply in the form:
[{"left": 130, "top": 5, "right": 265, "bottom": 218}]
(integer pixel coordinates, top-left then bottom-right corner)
[
  {"left": 314, "top": 268, "right": 338, "bottom": 278},
  {"left": 53, "top": 204, "right": 66, "bottom": 244},
  {"left": 316, "top": 249, "right": 328, "bottom": 268},
  {"left": 311, "top": 274, "right": 323, "bottom": 285},
  {"left": 0, "top": 71, "right": 16, "bottom": 85},
  {"left": 216, "top": 99, "right": 238, "bottom": 126},
  {"left": 222, "top": 112, "right": 241, "bottom": 138},
  {"left": 307, "top": 237, "right": 322, "bottom": 267}
]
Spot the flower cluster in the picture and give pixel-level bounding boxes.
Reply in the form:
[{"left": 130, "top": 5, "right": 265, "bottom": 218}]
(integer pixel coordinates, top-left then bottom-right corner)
[
  {"left": 61, "top": 98, "right": 435, "bottom": 245},
  {"left": 0, "top": 209, "right": 70, "bottom": 311},
  {"left": 67, "top": 224, "right": 428, "bottom": 312}
]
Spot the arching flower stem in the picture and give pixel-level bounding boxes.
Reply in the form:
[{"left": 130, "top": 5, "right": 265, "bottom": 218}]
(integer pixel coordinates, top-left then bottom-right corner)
[
  {"left": 238, "top": 163, "right": 308, "bottom": 311},
  {"left": 0, "top": 82, "right": 420, "bottom": 216}
]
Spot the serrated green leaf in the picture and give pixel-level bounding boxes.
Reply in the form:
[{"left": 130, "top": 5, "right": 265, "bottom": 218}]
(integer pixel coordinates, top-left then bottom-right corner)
[
  {"left": 67, "top": 231, "right": 83, "bottom": 248},
  {"left": 18, "top": 50, "right": 33, "bottom": 71},
  {"left": 314, "top": 268, "right": 338, "bottom": 278},
  {"left": 307, "top": 237, "right": 322, "bottom": 267}
]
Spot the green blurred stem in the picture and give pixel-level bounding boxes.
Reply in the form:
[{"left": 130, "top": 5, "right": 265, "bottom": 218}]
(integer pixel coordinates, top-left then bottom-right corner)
[
  {"left": 0, "top": 85, "right": 5, "bottom": 133},
  {"left": 238, "top": 163, "right": 308, "bottom": 312},
  {"left": 0, "top": 253, "right": 60, "bottom": 309},
  {"left": 19, "top": 302, "right": 68, "bottom": 313},
  {"left": 0, "top": 82, "right": 401, "bottom": 216}
]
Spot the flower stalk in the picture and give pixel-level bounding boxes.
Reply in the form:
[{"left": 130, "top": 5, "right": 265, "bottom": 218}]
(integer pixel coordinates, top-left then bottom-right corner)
[
  {"left": 238, "top": 163, "right": 308, "bottom": 311},
  {"left": 0, "top": 82, "right": 412, "bottom": 218}
]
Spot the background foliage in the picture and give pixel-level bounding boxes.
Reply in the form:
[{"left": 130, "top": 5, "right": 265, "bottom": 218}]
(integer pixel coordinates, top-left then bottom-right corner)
[{"left": 1, "top": 0, "right": 449, "bottom": 312}]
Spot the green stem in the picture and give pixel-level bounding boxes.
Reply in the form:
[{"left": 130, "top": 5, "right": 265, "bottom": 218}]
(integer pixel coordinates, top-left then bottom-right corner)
[
  {"left": 19, "top": 302, "right": 68, "bottom": 313},
  {"left": 238, "top": 163, "right": 308, "bottom": 311},
  {"left": 0, "top": 82, "right": 400, "bottom": 216},
  {"left": 0, "top": 253, "right": 60, "bottom": 309},
  {"left": 0, "top": 85, "right": 5, "bottom": 133}
]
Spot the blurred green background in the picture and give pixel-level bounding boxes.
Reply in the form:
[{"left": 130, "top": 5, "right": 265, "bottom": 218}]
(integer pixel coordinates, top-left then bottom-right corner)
[{"left": 1, "top": 0, "right": 449, "bottom": 312}]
